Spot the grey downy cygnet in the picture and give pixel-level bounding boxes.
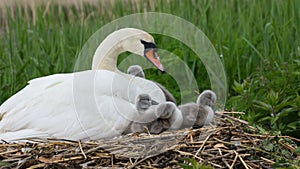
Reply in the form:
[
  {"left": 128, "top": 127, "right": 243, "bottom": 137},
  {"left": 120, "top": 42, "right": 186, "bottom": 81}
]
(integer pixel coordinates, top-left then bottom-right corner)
[
  {"left": 125, "top": 65, "right": 216, "bottom": 135},
  {"left": 127, "top": 90, "right": 217, "bottom": 134},
  {"left": 123, "top": 65, "right": 181, "bottom": 134},
  {"left": 123, "top": 93, "right": 182, "bottom": 134},
  {"left": 179, "top": 90, "right": 217, "bottom": 129},
  {"left": 128, "top": 65, "right": 217, "bottom": 128},
  {"left": 127, "top": 65, "right": 176, "bottom": 104}
]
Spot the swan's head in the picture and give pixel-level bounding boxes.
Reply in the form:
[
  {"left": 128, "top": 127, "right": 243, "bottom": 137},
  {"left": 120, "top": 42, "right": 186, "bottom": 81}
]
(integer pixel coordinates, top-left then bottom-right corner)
[
  {"left": 127, "top": 65, "right": 145, "bottom": 78},
  {"left": 196, "top": 90, "right": 217, "bottom": 107},
  {"left": 119, "top": 28, "right": 165, "bottom": 72},
  {"left": 93, "top": 28, "right": 164, "bottom": 72}
]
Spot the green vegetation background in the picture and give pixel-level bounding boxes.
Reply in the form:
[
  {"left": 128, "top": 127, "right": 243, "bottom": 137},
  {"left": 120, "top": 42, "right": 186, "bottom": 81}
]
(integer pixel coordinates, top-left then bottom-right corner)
[{"left": 0, "top": 0, "right": 299, "bottom": 138}]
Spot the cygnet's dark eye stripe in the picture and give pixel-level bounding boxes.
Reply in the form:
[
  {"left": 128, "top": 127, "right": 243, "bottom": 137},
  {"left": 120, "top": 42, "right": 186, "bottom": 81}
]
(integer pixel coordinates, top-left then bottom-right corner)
[{"left": 140, "top": 40, "right": 157, "bottom": 49}]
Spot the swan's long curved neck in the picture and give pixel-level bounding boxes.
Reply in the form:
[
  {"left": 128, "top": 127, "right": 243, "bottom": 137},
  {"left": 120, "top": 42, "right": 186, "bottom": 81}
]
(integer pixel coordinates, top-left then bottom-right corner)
[
  {"left": 92, "top": 43, "right": 123, "bottom": 71},
  {"left": 91, "top": 29, "right": 142, "bottom": 72}
]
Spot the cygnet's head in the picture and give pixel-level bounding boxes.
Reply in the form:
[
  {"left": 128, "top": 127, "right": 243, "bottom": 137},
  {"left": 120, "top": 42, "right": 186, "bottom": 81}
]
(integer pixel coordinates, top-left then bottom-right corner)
[
  {"left": 127, "top": 65, "right": 145, "bottom": 78},
  {"left": 135, "top": 93, "right": 152, "bottom": 111},
  {"left": 196, "top": 90, "right": 217, "bottom": 107}
]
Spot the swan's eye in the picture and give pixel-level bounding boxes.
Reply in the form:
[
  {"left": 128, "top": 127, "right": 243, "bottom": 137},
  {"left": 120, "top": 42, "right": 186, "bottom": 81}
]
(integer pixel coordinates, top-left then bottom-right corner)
[{"left": 144, "top": 48, "right": 157, "bottom": 59}]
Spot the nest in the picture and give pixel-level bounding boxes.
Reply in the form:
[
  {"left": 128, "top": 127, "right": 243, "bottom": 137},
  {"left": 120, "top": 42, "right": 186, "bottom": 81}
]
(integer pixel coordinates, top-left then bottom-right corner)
[{"left": 0, "top": 112, "right": 299, "bottom": 169}]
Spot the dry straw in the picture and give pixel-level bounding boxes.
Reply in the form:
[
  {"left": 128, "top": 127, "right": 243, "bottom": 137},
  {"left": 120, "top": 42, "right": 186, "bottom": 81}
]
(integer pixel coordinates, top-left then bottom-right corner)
[{"left": 1, "top": 111, "right": 298, "bottom": 168}]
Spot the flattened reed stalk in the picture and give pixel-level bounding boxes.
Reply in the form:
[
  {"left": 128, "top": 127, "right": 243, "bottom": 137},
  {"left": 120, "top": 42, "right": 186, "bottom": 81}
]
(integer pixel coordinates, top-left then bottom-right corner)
[{"left": 0, "top": 112, "right": 298, "bottom": 168}]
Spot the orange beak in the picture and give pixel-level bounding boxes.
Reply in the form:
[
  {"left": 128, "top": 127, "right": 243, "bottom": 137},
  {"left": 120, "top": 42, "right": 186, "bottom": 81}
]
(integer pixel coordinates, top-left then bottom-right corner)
[{"left": 144, "top": 48, "right": 165, "bottom": 72}]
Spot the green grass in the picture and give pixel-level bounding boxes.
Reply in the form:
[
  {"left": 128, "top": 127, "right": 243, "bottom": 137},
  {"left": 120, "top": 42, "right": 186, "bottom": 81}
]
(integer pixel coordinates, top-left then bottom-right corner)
[{"left": 0, "top": 0, "right": 299, "bottom": 137}]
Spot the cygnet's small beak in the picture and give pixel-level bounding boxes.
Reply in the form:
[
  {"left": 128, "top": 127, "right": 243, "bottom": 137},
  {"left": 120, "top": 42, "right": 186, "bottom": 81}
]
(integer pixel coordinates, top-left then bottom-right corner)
[{"left": 144, "top": 48, "right": 165, "bottom": 72}]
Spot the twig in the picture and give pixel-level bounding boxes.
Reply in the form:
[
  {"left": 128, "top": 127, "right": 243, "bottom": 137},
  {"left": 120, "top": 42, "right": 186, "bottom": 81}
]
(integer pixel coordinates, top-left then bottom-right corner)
[
  {"left": 230, "top": 151, "right": 238, "bottom": 169},
  {"left": 27, "top": 163, "right": 46, "bottom": 169},
  {"left": 277, "top": 136, "right": 300, "bottom": 143},
  {"left": 217, "top": 112, "right": 249, "bottom": 125},
  {"left": 238, "top": 154, "right": 249, "bottom": 169},
  {"left": 223, "top": 111, "right": 245, "bottom": 115},
  {"left": 232, "top": 132, "right": 300, "bottom": 143},
  {"left": 53, "top": 156, "right": 83, "bottom": 163},
  {"left": 222, "top": 158, "right": 231, "bottom": 169},
  {"left": 129, "top": 158, "right": 134, "bottom": 165},
  {"left": 0, "top": 149, "right": 18, "bottom": 155},
  {"left": 0, "top": 143, "right": 21, "bottom": 147},
  {"left": 0, "top": 139, "right": 9, "bottom": 144},
  {"left": 144, "top": 126, "right": 151, "bottom": 135},
  {"left": 84, "top": 145, "right": 104, "bottom": 155},
  {"left": 218, "top": 148, "right": 231, "bottom": 169},
  {"left": 128, "top": 156, "right": 152, "bottom": 169},
  {"left": 279, "top": 142, "right": 295, "bottom": 151},
  {"left": 175, "top": 150, "right": 203, "bottom": 161},
  {"left": 260, "top": 157, "right": 275, "bottom": 164},
  {"left": 207, "top": 152, "right": 233, "bottom": 161},
  {"left": 176, "top": 150, "right": 223, "bottom": 168},
  {"left": 208, "top": 162, "right": 224, "bottom": 168},
  {"left": 80, "top": 160, "right": 95, "bottom": 167},
  {"left": 46, "top": 138, "right": 79, "bottom": 143},
  {"left": 213, "top": 137, "right": 270, "bottom": 154},
  {"left": 195, "top": 134, "right": 211, "bottom": 156},
  {"left": 78, "top": 140, "right": 87, "bottom": 159},
  {"left": 247, "top": 162, "right": 260, "bottom": 168}
]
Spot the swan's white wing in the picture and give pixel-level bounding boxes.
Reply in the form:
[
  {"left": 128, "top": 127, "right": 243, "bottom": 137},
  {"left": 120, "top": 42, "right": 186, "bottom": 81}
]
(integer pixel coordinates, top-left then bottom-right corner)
[
  {"left": 0, "top": 74, "right": 70, "bottom": 115},
  {"left": 0, "top": 70, "right": 165, "bottom": 141},
  {"left": 0, "top": 73, "right": 86, "bottom": 140}
]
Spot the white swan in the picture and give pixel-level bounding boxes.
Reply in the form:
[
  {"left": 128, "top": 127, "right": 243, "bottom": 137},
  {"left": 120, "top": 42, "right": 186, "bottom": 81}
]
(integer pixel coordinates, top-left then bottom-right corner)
[{"left": 0, "top": 28, "right": 183, "bottom": 141}]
